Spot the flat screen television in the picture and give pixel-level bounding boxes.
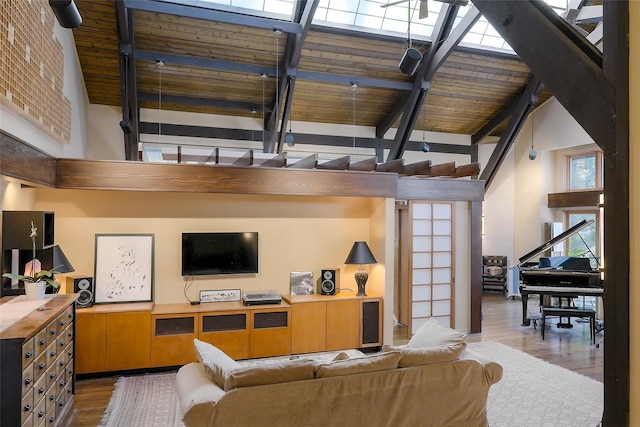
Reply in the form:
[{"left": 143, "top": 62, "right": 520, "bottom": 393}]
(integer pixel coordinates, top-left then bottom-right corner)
[{"left": 181, "top": 232, "right": 258, "bottom": 276}]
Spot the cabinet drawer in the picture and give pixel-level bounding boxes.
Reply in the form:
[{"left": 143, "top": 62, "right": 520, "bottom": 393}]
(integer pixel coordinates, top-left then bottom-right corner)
[
  {"left": 45, "top": 363, "right": 57, "bottom": 390},
  {"left": 34, "top": 374, "right": 48, "bottom": 403},
  {"left": 22, "top": 363, "right": 34, "bottom": 397},
  {"left": 33, "top": 394, "right": 47, "bottom": 425},
  {"left": 46, "top": 321, "right": 58, "bottom": 345},
  {"left": 45, "top": 382, "right": 57, "bottom": 413},
  {"left": 34, "top": 328, "right": 48, "bottom": 357},
  {"left": 34, "top": 351, "right": 47, "bottom": 379},
  {"left": 45, "top": 399, "right": 56, "bottom": 426},
  {"left": 45, "top": 341, "right": 57, "bottom": 367},
  {"left": 21, "top": 388, "right": 33, "bottom": 425},
  {"left": 23, "top": 337, "right": 35, "bottom": 369}
]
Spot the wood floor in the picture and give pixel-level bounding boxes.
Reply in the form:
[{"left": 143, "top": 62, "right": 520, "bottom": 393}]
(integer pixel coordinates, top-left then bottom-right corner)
[{"left": 70, "top": 294, "right": 604, "bottom": 426}]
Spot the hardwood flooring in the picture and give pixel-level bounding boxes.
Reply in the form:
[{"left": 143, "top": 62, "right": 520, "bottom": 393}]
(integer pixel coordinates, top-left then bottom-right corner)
[{"left": 70, "top": 294, "right": 603, "bottom": 426}]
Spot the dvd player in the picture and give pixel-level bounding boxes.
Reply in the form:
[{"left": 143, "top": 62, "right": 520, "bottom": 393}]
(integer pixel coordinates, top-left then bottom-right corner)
[{"left": 242, "top": 290, "right": 282, "bottom": 306}]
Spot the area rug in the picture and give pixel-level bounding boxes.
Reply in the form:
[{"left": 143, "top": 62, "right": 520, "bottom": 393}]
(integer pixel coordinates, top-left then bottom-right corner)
[{"left": 99, "top": 343, "right": 603, "bottom": 427}]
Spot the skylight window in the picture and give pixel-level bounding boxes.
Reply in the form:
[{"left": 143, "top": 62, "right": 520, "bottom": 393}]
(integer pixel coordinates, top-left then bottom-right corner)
[{"left": 195, "top": 0, "right": 569, "bottom": 55}]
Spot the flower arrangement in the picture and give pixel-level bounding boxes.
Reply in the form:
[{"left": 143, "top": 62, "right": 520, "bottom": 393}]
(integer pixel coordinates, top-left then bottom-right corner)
[{"left": 2, "top": 221, "right": 60, "bottom": 288}]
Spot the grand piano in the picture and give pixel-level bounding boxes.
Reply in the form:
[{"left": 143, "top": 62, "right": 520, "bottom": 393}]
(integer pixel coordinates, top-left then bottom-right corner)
[{"left": 518, "top": 219, "right": 604, "bottom": 327}]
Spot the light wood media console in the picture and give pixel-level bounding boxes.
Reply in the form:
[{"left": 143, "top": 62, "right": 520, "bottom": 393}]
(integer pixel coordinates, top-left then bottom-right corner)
[{"left": 75, "top": 293, "right": 382, "bottom": 375}]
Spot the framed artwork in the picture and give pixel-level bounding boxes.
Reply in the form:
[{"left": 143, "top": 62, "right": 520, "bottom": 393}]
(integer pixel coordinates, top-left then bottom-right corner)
[
  {"left": 290, "top": 271, "right": 314, "bottom": 295},
  {"left": 94, "top": 234, "right": 154, "bottom": 304}
]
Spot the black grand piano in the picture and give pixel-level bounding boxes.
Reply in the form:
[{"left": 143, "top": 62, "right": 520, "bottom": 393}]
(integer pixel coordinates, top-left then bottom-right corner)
[{"left": 518, "top": 219, "right": 603, "bottom": 327}]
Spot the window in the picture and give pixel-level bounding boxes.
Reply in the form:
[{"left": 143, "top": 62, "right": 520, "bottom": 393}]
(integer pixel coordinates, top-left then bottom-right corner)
[
  {"left": 566, "top": 211, "right": 600, "bottom": 269},
  {"left": 567, "top": 151, "right": 603, "bottom": 191}
]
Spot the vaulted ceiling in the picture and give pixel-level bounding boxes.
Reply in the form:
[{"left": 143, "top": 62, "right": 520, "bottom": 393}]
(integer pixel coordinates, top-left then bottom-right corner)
[{"left": 70, "top": 0, "right": 601, "bottom": 171}]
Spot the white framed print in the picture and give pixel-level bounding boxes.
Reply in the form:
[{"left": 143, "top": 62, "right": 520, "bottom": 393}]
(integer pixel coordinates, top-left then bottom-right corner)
[{"left": 94, "top": 234, "right": 154, "bottom": 304}]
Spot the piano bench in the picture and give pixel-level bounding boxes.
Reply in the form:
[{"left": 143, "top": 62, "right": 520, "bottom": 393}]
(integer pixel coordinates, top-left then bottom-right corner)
[{"left": 541, "top": 307, "right": 597, "bottom": 344}]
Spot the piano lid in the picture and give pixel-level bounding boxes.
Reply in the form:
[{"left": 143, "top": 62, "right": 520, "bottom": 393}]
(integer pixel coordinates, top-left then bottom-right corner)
[{"left": 517, "top": 219, "right": 595, "bottom": 266}]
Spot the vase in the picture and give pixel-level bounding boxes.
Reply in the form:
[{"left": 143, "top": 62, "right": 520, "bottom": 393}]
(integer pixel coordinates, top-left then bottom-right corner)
[{"left": 25, "top": 281, "right": 46, "bottom": 300}]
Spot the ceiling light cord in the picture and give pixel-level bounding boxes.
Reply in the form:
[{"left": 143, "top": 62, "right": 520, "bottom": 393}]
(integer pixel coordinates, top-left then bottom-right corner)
[
  {"left": 156, "top": 60, "right": 164, "bottom": 140},
  {"left": 529, "top": 107, "right": 537, "bottom": 161},
  {"left": 352, "top": 82, "right": 358, "bottom": 150}
]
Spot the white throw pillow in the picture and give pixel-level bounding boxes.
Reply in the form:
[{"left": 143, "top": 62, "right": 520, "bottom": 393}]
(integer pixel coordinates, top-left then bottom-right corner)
[
  {"left": 408, "top": 318, "right": 467, "bottom": 348},
  {"left": 193, "top": 339, "right": 240, "bottom": 388}
]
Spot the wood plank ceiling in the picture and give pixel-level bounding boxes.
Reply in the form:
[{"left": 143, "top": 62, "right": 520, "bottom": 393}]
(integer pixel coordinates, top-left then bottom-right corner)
[{"left": 71, "top": 0, "right": 593, "bottom": 175}]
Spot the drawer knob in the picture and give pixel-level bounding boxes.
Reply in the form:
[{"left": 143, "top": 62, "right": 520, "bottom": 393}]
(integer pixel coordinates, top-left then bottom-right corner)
[
  {"left": 59, "top": 380, "right": 65, "bottom": 387},
  {"left": 49, "top": 416, "right": 55, "bottom": 423},
  {"left": 50, "top": 372, "right": 56, "bottom": 379},
  {"left": 49, "top": 393, "right": 55, "bottom": 401},
  {"left": 59, "top": 360, "right": 64, "bottom": 367},
  {"left": 38, "top": 386, "right": 45, "bottom": 394},
  {"left": 38, "top": 410, "right": 45, "bottom": 417},
  {"left": 59, "top": 320, "right": 66, "bottom": 326},
  {"left": 67, "top": 387, "right": 72, "bottom": 394},
  {"left": 50, "top": 329, "right": 56, "bottom": 335},
  {"left": 24, "top": 403, "right": 31, "bottom": 411},
  {"left": 39, "top": 362, "right": 45, "bottom": 369},
  {"left": 24, "top": 351, "right": 32, "bottom": 359},
  {"left": 39, "top": 338, "right": 46, "bottom": 346},
  {"left": 49, "top": 351, "right": 56, "bottom": 357},
  {"left": 24, "top": 377, "right": 32, "bottom": 385},
  {"left": 59, "top": 340, "right": 65, "bottom": 347},
  {"left": 58, "top": 400, "right": 64, "bottom": 406}
]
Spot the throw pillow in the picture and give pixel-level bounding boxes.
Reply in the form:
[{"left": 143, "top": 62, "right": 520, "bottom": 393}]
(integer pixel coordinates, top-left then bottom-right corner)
[
  {"left": 382, "top": 342, "right": 466, "bottom": 368},
  {"left": 313, "top": 351, "right": 401, "bottom": 379},
  {"left": 223, "top": 359, "right": 316, "bottom": 391},
  {"left": 408, "top": 318, "right": 467, "bottom": 348},
  {"left": 193, "top": 339, "right": 240, "bottom": 389},
  {"left": 332, "top": 352, "right": 350, "bottom": 361}
]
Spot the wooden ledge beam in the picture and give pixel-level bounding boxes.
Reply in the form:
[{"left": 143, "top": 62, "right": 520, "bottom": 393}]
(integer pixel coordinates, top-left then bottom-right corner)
[
  {"left": 348, "top": 157, "right": 377, "bottom": 171},
  {"left": 316, "top": 156, "right": 350, "bottom": 170}
]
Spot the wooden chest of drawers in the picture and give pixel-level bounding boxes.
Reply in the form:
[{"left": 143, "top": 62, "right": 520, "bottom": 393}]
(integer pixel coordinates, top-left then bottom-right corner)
[{"left": 0, "top": 294, "right": 77, "bottom": 427}]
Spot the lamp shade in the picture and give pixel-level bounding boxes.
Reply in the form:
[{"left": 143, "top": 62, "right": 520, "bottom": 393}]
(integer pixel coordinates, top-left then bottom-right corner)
[
  {"left": 36, "top": 245, "right": 75, "bottom": 273},
  {"left": 344, "top": 241, "right": 377, "bottom": 265}
]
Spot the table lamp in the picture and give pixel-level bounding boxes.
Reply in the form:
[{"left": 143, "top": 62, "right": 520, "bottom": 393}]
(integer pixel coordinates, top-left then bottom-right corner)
[{"left": 344, "top": 241, "right": 377, "bottom": 296}]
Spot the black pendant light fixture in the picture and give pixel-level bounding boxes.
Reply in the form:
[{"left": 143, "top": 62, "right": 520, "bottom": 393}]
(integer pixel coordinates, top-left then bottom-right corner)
[
  {"left": 49, "top": 0, "right": 82, "bottom": 28},
  {"left": 398, "top": 0, "right": 422, "bottom": 76}
]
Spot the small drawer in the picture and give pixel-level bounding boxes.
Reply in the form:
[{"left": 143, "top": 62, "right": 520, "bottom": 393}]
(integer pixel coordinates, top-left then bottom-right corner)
[
  {"left": 64, "top": 323, "right": 73, "bottom": 342},
  {"left": 21, "top": 387, "right": 34, "bottom": 425},
  {"left": 22, "top": 363, "right": 34, "bottom": 397},
  {"left": 55, "top": 389, "right": 67, "bottom": 419},
  {"left": 64, "top": 305, "right": 74, "bottom": 323},
  {"left": 45, "top": 363, "right": 57, "bottom": 390},
  {"left": 45, "top": 382, "right": 57, "bottom": 413},
  {"left": 34, "top": 351, "right": 48, "bottom": 378},
  {"left": 56, "top": 352, "right": 66, "bottom": 379},
  {"left": 21, "top": 411, "right": 34, "bottom": 427},
  {"left": 65, "top": 340, "right": 73, "bottom": 360},
  {"left": 34, "top": 329, "right": 48, "bottom": 357},
  {"left": 65, "top": 358, "right": 74, "bottom": 384},
  {"left": 56, "top": 371, "right": 66, "bottom": 393},
  {"left": 46, "top": 321, "right": 58, "bottom": 345},
  {"left": 33, "top": 394, "right": 47, "bottom": 425},
  {"left": 23, "top": 337, "right": 35, "bottom": 369},
  {"left": 46, "top": 341, "right": 57, "bottom": 367},
  {"left": 45, "top": 400, "right": 56, "bottom": 425},
  {"left": 34, "top": 374, "right": 48, "bottom": 401}
]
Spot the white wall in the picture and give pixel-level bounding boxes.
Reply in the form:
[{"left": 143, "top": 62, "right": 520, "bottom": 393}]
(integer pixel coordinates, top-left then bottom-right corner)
[{"left": 481, "top": 97, "right": 596, "bottom": 268}]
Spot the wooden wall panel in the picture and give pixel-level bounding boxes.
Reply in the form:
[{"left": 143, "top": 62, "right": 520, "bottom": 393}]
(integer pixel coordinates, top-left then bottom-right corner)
[{"left": 0, "top": 131, "right": 57, "bottom": 187}]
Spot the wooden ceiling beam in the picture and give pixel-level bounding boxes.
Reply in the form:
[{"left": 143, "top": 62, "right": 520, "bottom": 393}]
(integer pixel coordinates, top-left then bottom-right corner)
[
  {"left": 401, "top": 160, "right": 432, "bottom": 176},
  {"left": 287, "top": 154, "right": 317, "bottom": 169},
  {"left": 138, "top": 92, "right": 269, "bottom": 113},
  {"left": 124, "top": 0, "right": 302, "bottom": 34},
  {"left": 349, "top": 157, "right": 377, "bottom": 172},
  {"left": 428, "top": 162, "right": 456, "bottom": 177},
  {"left": 473, "top": 0, "right": 614, "bottom": 151},
  {"left": 260, "top": 152, "right": 287, "bottom": 168},
  {"left": 137, "top": 50, "right": 276, "bottom": 77},
  {"left": 233, "top": 150, "right": 254, "bottom": 166},
  {"left": 452, "top": 162, "right": 481, "bottom": 178},
  {"left": 376, "top": 159, "right": 404, "bottom": 173},
  {"left": 316, "top": 156, "right": 350, "bottom": 171}
]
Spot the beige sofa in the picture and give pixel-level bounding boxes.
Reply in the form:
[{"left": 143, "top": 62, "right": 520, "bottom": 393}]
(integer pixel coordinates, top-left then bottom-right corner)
[{"left": 176, "top": 344, "right": 503, "bottom": 427}]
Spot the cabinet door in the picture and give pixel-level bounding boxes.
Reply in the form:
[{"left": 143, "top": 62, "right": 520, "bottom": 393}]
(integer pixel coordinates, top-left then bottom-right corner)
[
  {"left": 290, "top": 302, "right": 326, "bottom": 354},
  {"left": 105, "top": 312, "right": 151, "bottom": 371},
  {"left": 326, "top": 299, "right": 360, "bottom": 350},
  {"left": 75, "top": 313, "right": 106, "bottom": 374},
  {"left": 151, "top": 314, "right": 197, "bottom": 367},
  {"left": 199, "top": 311, "right": 250, "bottom": 360},
  {"left": 249, "top": 308, "right": 291, "bottom": 358},
  {"left": 361, "top": 299, "right": 382, "bottom": 347}
]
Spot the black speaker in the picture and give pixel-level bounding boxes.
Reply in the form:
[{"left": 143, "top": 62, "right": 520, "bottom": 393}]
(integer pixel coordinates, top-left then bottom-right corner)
[
  {"left": 319, "top": 269, "right": 339, "bottom": 295},
  {"left": 67, "top": 276, "right": 94, "bottom": 308}
]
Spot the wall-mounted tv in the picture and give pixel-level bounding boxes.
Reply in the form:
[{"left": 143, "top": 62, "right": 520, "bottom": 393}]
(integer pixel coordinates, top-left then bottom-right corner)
[{"left": 181, "top": 232, "right": 259, "bottom": 276}]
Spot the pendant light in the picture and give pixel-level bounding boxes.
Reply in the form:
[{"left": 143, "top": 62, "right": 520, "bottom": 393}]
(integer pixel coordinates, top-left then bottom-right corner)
[
  {"left": 399, "top": 0, "right": 422, "bottom": 76},
  {"left": 351, "top": 82, "right": 358, "bottom": 150},
  {"left": 529, "top": 109, "right": 537, "bottom": 161}
]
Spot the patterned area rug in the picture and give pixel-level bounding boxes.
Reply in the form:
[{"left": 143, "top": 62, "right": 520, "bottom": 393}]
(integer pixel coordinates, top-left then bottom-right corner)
[{"left": 99, "top": 343, "right": 603, "bottom": 427}]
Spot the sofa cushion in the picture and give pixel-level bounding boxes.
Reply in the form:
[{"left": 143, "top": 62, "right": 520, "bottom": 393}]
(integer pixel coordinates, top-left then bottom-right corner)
[
  {"left": 313, "top": 351, "right": 401, "bottom": 379},
  {"left": 408, "top": 318, "right": 467, "bottom": 348},
  {"left": 193, "top": 339, "right": 240, "bottom": 388},
  {"left": 383, "top": 342, "right": 466, "bottom": 368},
  {"left": 223, "top": 359, "right": 316, "bottom": 391}
]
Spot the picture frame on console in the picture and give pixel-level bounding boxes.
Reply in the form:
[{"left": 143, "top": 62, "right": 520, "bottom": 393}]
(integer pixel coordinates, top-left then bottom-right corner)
[{"left": 94, "top": 233, "right": 154, "bottom": 304}]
